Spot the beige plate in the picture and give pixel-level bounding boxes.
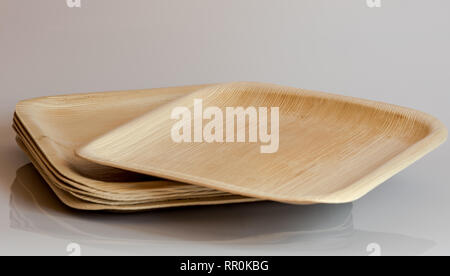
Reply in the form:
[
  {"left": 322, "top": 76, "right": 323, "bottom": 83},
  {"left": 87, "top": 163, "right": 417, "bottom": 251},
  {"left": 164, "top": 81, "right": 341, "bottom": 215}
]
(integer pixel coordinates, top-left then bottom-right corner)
[{"left": 78, "top": 82, "right": 448, "bottom": 204}]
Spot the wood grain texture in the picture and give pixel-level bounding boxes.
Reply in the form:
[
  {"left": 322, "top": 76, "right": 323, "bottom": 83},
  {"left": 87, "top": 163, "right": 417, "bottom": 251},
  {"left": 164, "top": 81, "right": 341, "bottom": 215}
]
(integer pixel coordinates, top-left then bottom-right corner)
[{"left": 78, "top": 82, "right": 448, "bottom": 204}]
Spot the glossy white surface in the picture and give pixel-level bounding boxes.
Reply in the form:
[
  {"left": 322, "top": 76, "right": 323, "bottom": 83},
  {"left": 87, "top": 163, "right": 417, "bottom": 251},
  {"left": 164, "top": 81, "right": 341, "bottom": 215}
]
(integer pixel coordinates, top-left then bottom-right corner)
[{"left": 1, "top": 0, "right": 449, "bottom": 255}]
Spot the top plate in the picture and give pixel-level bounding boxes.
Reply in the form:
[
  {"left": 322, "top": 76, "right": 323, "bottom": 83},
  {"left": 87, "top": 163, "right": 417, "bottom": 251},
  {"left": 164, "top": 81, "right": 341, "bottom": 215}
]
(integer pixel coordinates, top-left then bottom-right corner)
[{"left": 77, "top": 82, "right": 447, "bottom": 204}]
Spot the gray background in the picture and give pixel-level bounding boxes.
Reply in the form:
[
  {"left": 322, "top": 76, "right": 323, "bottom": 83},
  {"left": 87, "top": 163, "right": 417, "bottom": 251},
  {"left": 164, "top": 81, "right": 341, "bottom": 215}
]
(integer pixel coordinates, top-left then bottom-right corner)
[{"left": 0, "top": 0, "right": 449, "bottom": 255}]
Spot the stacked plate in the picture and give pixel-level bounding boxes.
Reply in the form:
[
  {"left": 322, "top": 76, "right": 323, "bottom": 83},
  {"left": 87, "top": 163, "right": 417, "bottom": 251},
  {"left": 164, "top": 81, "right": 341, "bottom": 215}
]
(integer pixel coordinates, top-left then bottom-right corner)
[
  {"left": 13, "top": 84, "right": 258, "bottom": 211},
  {"left": 13, "top": 82, "right": 447, "bottom": 211}
]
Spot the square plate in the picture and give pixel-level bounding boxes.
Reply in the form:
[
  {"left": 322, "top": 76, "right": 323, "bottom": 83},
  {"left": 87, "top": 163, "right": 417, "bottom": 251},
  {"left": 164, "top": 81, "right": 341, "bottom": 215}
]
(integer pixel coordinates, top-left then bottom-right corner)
[{"left": 78, "top": 82, "right": 447, "bottom": 204}]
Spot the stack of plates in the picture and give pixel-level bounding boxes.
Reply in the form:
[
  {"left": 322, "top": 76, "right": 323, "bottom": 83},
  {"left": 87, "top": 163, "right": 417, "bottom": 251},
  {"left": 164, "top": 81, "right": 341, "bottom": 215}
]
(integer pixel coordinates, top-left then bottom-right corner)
[
  {"left": 13, "top": 85, "right": 258, "bottom": 211},
  {"left": 14, "top": 82, "right": 447, "bottom": 211}
]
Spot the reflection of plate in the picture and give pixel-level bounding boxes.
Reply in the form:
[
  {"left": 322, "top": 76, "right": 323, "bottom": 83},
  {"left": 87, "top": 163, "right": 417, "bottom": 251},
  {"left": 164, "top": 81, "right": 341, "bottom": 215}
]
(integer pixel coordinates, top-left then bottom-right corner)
[{"left": 10, "top": 164, "right": 435, "bottom": 255}]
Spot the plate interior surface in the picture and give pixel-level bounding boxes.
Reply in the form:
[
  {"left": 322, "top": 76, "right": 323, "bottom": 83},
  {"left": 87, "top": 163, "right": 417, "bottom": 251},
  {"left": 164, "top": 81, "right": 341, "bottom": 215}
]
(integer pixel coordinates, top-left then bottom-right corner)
[{"left": 78, "top": 82, "right": 447, "bottom": 204}]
